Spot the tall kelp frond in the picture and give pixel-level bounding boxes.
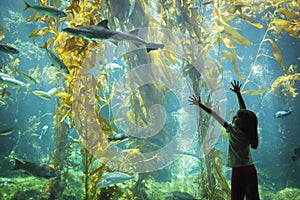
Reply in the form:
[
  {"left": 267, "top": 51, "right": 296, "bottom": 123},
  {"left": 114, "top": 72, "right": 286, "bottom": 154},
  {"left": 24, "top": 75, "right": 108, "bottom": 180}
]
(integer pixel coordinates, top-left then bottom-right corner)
[
  {"left": 238, "top": 0, "right": 299, "bottom": 100},
  {"left": 271, "top": 65, "right": 300, "bottom": 98}
]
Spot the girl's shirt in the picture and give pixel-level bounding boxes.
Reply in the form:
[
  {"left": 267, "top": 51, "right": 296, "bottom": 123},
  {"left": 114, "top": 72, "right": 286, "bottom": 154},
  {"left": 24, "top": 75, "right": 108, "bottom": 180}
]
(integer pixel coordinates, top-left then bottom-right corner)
[{"left": 226, "top": 123, "right": 253, "bottom": 167}]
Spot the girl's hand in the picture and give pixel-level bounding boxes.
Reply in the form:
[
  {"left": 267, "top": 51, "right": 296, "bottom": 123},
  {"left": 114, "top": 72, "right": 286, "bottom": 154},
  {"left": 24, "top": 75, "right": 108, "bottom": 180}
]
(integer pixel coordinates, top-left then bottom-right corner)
[
  {"left": 188, "top": 94, "right": 200, "bottom": 106},
  {"left": 230, "top": 80, "right": 242, "bottom": 94}
]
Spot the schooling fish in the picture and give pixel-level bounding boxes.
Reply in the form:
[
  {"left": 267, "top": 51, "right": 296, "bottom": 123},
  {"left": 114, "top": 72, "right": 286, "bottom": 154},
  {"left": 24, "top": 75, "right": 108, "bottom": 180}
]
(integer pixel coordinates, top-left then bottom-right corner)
[
  {"left": 0, "top": 76, "right": 26, "bottom": 88},
  {"left": 165, "top": 191, "right": 197, "bottom": 200},
  {"left": 274, "top": 110, "right": 292, "bottom": 118},
  {"left": 0, "top": 43, "right": 19, "bottom": 54},
  {"left": 63, "top": 19, "right": 164, "bottom": 52},
  {"left": 0, "top": 127, "right": 14, "bottom": 136},
  {"left": 32, "top": 90, "right": 51, "bottom": 100},
  {"left": 45, "top": 48, "right": 69, "bottom": 74},
  {"left": 12, "top": 158, "right": 57, "bottom": 179},
  {"left": 18, "top": 71, "right": 37, "bottom": 84},
  {"left": 23, "top": 1, "right": 67, "bottom": 18},
  {"left": 97, "top": 172, "right": 135, "bottom": 188},
  {"left": 108, "top": 133, "right": 129, "bottom": 142}
]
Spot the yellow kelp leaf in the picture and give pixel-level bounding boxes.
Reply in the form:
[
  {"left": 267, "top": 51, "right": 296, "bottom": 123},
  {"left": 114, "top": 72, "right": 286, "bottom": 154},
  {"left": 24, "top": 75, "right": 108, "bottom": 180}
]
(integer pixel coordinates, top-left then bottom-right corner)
[
  {"left": 214, "top": 6, "right": 230, "bottom": 27},
  {"left": 271, "top": 73, "right": 300, "bottom": 97},
  {"left": 275, "top": 8, "right": 299, "bottom": 20},
  {"left": 0, "top": 25, "right": 3, "bottom": 41},
  {"left": 227, "top": 108, "right": 234, "bottom": 116},
  {"left": 223, "top": 38, "right": 236, "bottom": 48},
  {"left": 12, "top": 58, "right": 20, "bottom": 69},
  {"left": 214, "top": 157, "right": 223, "bottom": 169},
  {"left": 241, "top": 88, "right": 268, "bottom": 95},
  {"left": 100, "top": 82, "right": 115, "bottom": 110},
  {"left": 223, "top": 25, "right": 253, "bottom": 46},
  {"left": 27, "top": 13, "right": 44, "bottom": 21},
  {"left": 238, "top": 14, "right": 263, "bottom": 29},
  {"left": 60, "top": 109, "right": 72, "bottom": 123},
  {"left": 221, "top": 50, "right": 244, "bottom": 79},
  {"left": 232, "top": 60, "right": 245, "bottom": 79},
  {"left": 29, "top": 28, "right": 56, "bottom": 38},
  {"left": 164, "top": 51, "right": 179, "bottom": 66},
  {"left": 53, "top": 92, "right": 72, "bottom": 99},
  {"left": 265, "top": 39, "right": 289, "bottom": 75}
]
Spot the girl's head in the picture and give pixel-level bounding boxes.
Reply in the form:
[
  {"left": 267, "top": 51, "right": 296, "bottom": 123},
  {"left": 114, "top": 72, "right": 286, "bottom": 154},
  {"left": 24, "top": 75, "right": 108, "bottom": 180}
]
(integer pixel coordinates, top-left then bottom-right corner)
[{"left": 233, "top": 109, "right": 259, "bottom": 149}]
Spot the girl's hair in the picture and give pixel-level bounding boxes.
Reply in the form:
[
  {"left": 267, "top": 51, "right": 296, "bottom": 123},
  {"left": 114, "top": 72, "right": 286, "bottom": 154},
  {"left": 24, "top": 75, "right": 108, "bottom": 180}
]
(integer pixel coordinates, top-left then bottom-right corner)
[{"left": 237, "top": 109, "right": 259, "bottom": 149}]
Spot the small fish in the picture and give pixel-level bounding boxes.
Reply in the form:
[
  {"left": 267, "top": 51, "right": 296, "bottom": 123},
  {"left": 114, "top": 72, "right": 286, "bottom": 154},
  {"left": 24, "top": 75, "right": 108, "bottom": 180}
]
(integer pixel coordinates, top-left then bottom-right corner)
[
  {"left": 0, "top": 127, "right": 14, "bottom": 136},
  {"left": 23, "top": 1, "right": 67, "bottom": 18},
  {"left": 97, "top": 172, "right": 135, "bottom": 188},
  {"left": 18, "top": 71, "right": 37, "bottom": 84},
  {"left": 291, "top": 146, "right": 300, "bottom": 161},
  {"left": 104, "top": 63, "right": 123, "bottom": 72},
  {"left": 0, "top": 72, "right": 13, "bottom": 79},
  {"left": 274, "top": 110, "right": 292, "bottom": 118},
  {"left": 47, "top": 87, "right": 64, "bottom": 96},
  {"left": 32, "top": 90, "right": 51, "bottom": 100},
  {"left": 0, "top": 76, "right": 26, "bottom": 88},
  {"left": 12, "top": 158, "right": 57, "bottom": 179},
  {"left": 108, "top": 133, "right": 129, "bottom": 142},
  {"left": 0, "top": 43, "right": 19, "bottom": 54},
  {"left": 45, "top": 48, "right": 69, "bottom": 74},
  {"left": 63, "top": 19, "right": 164, "bottom": 52},
  {"left": 202, "top": 1, "right": 214, "bottom": 6},
  {"left": 165, "top": 191, "right": 197, "bottom": 200}
]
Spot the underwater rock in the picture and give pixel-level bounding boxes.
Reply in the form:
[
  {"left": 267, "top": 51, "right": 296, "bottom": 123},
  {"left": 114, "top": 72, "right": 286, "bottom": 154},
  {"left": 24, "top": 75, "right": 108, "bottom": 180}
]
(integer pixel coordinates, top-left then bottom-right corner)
[{"left": 275, "top": 188, "right": 300, "bottom": 200}]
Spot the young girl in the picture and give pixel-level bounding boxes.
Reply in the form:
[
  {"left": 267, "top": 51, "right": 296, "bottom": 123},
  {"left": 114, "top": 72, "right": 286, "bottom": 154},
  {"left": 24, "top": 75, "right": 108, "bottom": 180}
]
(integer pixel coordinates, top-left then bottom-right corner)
[{"left": 188, "top": 80, "right": 259, "bottom": 200}]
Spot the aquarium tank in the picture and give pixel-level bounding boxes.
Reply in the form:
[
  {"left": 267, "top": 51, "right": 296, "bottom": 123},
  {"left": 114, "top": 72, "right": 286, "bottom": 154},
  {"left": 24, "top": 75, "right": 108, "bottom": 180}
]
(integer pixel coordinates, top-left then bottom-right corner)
[{"left": 0, "top": 0, "right": 299, "bottom": 199}]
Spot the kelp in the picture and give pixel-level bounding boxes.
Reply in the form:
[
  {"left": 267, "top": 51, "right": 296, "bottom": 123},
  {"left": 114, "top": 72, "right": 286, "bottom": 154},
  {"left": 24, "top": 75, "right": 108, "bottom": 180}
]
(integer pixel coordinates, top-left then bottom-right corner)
[
  {"left": 22, "top": 0, "right": 299, "bottom": 199},
  {"left": 271, "top": 71, "right": 300, "bottom": 98},
  {"left": 237, "top": 0, "right": 299, "bottom": 99}
]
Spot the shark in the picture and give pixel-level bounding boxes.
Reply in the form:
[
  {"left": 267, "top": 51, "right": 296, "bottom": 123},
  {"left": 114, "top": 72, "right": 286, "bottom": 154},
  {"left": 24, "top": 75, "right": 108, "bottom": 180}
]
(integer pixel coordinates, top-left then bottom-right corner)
[{"left": 62, "top": 19, "right": 164, "bottom": 52}]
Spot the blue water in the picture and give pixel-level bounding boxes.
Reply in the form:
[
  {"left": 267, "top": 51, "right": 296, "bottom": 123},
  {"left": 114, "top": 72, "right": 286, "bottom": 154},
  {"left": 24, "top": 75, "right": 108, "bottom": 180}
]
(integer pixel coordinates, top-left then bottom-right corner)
[{"left": 0, "top": 1, "right": 299, "bottom": 199}]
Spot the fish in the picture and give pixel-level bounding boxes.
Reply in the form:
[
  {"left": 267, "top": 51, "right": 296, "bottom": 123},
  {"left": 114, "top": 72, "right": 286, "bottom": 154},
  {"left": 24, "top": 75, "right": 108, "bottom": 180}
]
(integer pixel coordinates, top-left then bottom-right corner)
[
  {"left": 165, "top": 191, "right": 197, "bottom": 200},
  {"left": 104, "top": 63, "right": 123, "bottom": 73},
  {"left": 12, "top": 158, "right": 57, "bottom": 179},
  {"left": 32, "top": 90, "right": 51, "bottom": 100},
  {"left": 0, "top": 72, "right": 13, "bottom": 79},
  {"left": 23, "top": 1, "right": 67, "bottom": 18},
  {"left": 0, "top": 43, "right": 19, "bottom": 54},
  {"left": 0, "top": 127, "right": 14, "bottom": 136},
  {"left": 108, "top": 133, "right": 129, "bottom": 142},
  {"left": 47, "top": 87, "right": 64, "bottom": 96},
  {"left": 291, "top": 146, "right": 300, "bottom": 161},
  {"left": 44, "top": 48, "right": 69, "bottom": 74},
  {"left": 63, "top": 19, "right": 164, "bottom": 52},
  {"left": 0, "top": 76, "right": 26, "bottom": 88},
  {"left": 18, "top": 71, "right": 37, "bottom": 84},
  {"left": 97, "top": 172, "right": 135, "bottom": 188},
  {"left": 274, "top": 110, "right": 292, "bottom": 118}
]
